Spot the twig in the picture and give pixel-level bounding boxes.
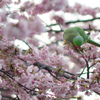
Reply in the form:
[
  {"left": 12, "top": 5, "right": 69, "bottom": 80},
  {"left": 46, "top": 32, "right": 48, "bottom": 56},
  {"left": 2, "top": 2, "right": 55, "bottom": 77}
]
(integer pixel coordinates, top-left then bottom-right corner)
[
  {"left": 47, "top": 29, "right": 100, "bottom": 33},
  {"left": 84, "top": 58, "right": 90, "bottom": 79},
  {"left": 0, "top": 69, "right": 35, "bottom": 94},
  {"left": 46, "top": 17, "right": 100, "bottom": 27},
  {"left": 78, "top": 66, "right": 87, "bottom": 77},
  {"left": 33, "top": 62, "right": 77, "bottom": 80}
]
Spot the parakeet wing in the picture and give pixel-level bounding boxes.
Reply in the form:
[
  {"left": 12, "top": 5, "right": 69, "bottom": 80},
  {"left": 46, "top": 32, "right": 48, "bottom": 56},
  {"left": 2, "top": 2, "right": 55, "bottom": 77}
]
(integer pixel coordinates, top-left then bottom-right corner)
[
  {"left": 63, "top": 27, "right": 88, "bottom": 43},
  {"left": 63, "top": 26, "right": 100, "bottom": 47},
  {"left": 63, "top": 27, "right": 80, "bottom": 43}
]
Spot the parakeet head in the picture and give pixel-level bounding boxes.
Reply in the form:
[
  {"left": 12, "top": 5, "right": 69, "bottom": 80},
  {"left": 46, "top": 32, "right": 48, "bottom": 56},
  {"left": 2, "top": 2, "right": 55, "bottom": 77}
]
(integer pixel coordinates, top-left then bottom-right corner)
[{"left": 73, "top": 36, "right": 83, "bottom": 46}]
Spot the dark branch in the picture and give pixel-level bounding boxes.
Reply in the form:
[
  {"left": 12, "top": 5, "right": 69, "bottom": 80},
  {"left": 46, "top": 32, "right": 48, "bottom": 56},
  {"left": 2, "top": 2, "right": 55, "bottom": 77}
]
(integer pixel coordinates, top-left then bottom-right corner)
[
  {"left": 47, "top": 29, "right": 100, "bottom": 33},
  {"left": 33, "top": 62, "right": 77, "bottom": 80},
  {"left": 0, "top": 69, "right": 36, "bottom": 94},
  {"left": 46, "top": 17, "right": 100, "bottom": 27}
]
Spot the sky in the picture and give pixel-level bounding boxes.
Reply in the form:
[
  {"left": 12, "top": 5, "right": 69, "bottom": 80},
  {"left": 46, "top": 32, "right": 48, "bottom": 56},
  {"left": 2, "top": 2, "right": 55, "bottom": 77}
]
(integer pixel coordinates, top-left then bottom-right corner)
[
  {"left": 14, "top": 0, "right": 100, "bottom": 49},
  {"left": 69, "top": 0, "right": 100, "bottom": 8}
]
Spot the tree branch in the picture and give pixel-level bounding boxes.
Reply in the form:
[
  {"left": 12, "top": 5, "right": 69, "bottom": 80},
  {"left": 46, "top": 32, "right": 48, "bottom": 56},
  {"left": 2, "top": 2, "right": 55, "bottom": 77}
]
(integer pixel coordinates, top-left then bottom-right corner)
[
  {"left": 0, "top": 69, "right": 36, "bottom": 95},
  {"left": 33, "top": 62, "right": 77, "bottom": 80},
  {"left": 47, "top": 29, "right": 100, "bottom": 33},
  {"left": 46, "top": 17, "right": 100, "bottom": 27}
]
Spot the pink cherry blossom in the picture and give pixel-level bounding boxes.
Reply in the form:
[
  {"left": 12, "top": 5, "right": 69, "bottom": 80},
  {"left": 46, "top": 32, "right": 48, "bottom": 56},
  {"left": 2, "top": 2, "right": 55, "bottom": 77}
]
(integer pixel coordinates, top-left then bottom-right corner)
[
  {"left": 33, "top": 0, "right": 68, "bottom": 15},
  {"left": 0, "top": 0, "right": 100, "bottom": 100}
]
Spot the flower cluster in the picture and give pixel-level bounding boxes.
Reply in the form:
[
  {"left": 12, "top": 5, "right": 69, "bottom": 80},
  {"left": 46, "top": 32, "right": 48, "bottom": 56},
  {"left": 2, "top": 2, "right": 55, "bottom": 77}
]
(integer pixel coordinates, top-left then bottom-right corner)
[{"left": 0, "top": 0, "right": 100, "bottom": 100}]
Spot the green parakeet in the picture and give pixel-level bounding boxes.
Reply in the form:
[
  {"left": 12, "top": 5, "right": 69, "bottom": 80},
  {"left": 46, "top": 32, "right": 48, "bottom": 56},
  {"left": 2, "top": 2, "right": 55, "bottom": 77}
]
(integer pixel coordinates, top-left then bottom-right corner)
[{"left": 63, "top": 27, "right": 100, "bottom": 47}]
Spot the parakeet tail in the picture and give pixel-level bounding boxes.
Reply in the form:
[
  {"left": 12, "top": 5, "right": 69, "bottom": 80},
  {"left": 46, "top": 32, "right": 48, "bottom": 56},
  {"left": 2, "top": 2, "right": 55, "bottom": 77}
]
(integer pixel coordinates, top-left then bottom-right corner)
[{"left": 87, "top": 39, "right": 100, "bottom": 47}]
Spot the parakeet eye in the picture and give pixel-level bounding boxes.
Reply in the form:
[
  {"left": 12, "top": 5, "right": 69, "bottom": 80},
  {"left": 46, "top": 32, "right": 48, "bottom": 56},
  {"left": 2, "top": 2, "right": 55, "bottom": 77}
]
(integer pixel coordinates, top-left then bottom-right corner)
[{"left": 73, "top": 36, "right": 83, "bottom": 46}]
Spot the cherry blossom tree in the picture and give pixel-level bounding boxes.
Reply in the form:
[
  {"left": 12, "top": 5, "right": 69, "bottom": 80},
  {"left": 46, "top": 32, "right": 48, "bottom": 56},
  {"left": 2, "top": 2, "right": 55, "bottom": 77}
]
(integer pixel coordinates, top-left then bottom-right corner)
[{"left": 0, "top": 0, "right": 100, "bottom": 100}]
